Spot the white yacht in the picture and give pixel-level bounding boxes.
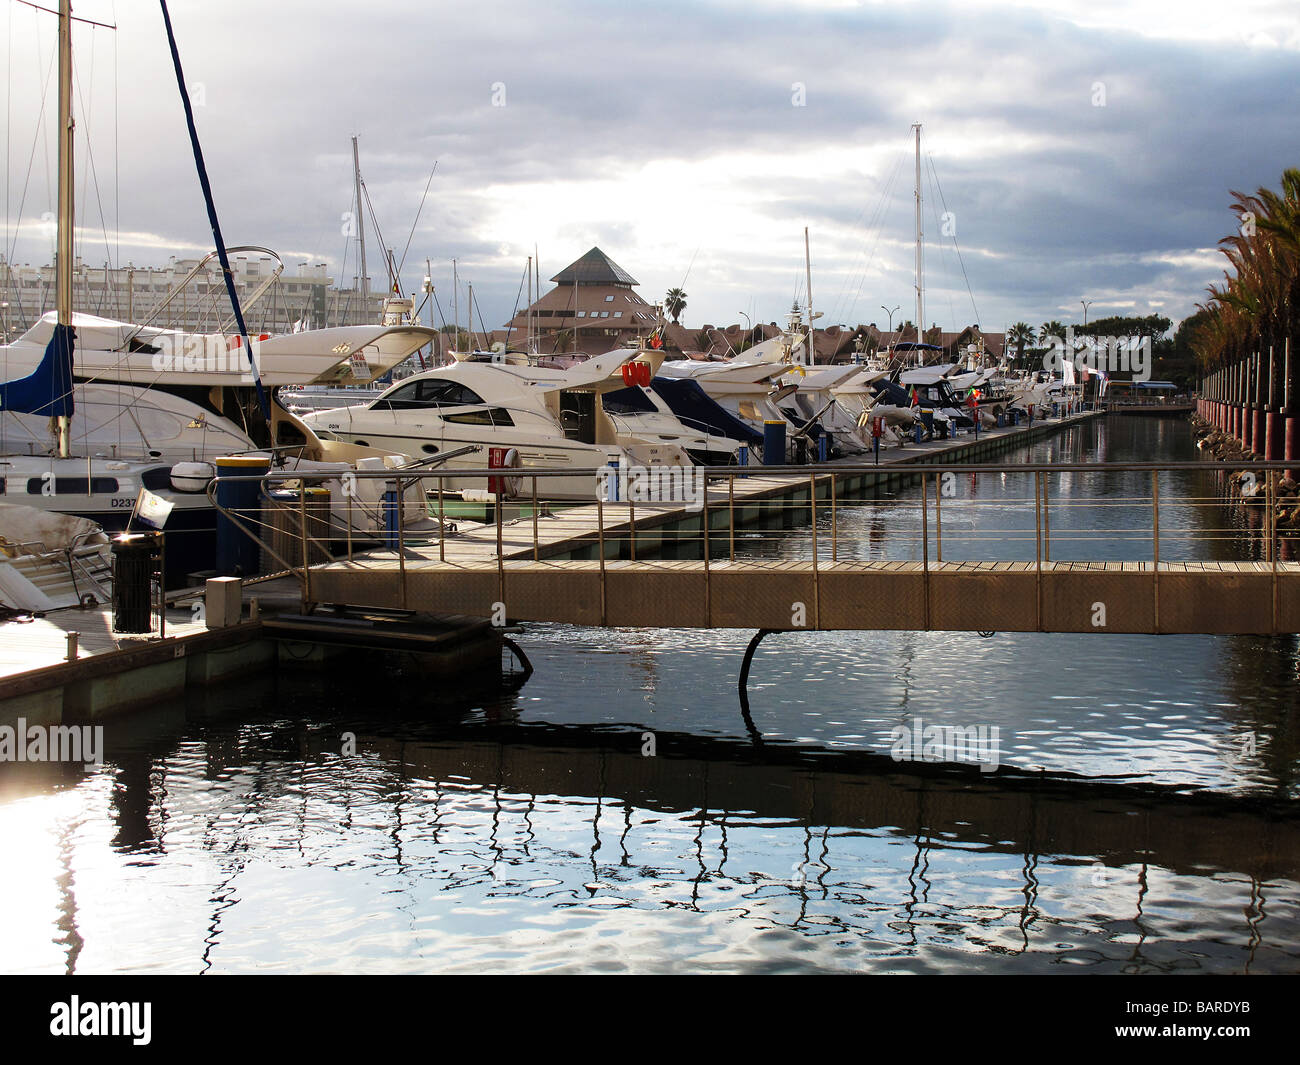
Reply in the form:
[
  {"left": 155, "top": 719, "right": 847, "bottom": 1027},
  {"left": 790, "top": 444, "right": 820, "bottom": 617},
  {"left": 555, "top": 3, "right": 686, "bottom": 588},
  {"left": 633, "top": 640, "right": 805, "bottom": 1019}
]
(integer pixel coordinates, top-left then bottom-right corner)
[{"left": 299, "top": 348, "right": 693, "bottom": 500}]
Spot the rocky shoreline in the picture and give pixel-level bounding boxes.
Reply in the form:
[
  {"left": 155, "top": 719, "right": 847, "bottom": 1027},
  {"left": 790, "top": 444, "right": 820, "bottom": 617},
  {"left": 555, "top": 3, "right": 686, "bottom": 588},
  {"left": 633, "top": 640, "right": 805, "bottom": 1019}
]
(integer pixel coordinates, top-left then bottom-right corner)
[{"left": 1191, "top": 414, "right": 1300, "bottom": 525}]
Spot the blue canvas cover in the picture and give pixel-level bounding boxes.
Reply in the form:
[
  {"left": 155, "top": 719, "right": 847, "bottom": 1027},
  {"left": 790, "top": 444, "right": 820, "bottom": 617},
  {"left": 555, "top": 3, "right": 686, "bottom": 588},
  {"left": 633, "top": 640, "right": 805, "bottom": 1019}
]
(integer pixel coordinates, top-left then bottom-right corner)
[
  {"left": 0, "top": 322, "right": 75, "bottom": 417},
  {"left": 649, "top": 377, "right": 764, "bottom": 446}
]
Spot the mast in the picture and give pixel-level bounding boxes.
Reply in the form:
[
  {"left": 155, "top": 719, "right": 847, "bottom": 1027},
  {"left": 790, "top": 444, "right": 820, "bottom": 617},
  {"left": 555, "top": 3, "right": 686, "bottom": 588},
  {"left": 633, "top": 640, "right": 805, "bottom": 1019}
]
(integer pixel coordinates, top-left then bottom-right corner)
[
  {"left": 55, "top": 0, "right": 74, "bottom": 457},
  {"left": 804, "top": 226, "right": 814, "bottom": 365},
  {"left": 913, "top": 122, "right": 923, "bottom": 356},
  {"left": 352, "top": 136, "right": 368, "bottom": 313},
  {"left": 452, "top": 258, "right": 459, "bottom": 353},
  {"left": 526, "top": 254, "right": 533, "bottom": 354}
]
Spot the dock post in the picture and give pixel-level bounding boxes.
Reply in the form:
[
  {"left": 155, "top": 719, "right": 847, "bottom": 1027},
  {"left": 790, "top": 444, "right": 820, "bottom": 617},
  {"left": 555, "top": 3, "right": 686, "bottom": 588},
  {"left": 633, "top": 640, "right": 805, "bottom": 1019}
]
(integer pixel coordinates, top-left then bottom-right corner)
[
  {"left": 1152, "top": 470, "right": 1160, "bottom": 633},
  {"left": 921, "top": 472, "right": 930, "bottom": 630}
]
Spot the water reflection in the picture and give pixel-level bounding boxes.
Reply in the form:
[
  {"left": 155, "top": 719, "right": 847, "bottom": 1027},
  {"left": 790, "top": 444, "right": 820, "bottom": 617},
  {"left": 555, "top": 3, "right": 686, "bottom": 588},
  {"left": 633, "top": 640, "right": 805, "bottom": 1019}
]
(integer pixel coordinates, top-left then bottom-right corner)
[{"left": 3, "top": 417, "right": 1298, "bottom": 974}]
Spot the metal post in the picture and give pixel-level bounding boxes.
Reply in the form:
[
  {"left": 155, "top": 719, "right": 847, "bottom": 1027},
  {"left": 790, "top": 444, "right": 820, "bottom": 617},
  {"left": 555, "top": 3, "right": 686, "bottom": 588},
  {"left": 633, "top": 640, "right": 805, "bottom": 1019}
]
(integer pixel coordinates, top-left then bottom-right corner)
[
  {"left": 1042, "top": 472, "right": 1051, "bottom": 562},
  {"left": 810, "top": 472, "right": 820, "bottom": 628},
  {"left": 809, "top": 472, "right": 817, "bottom": 568},
  {"left": 1271, "top": 469, "right": 1280, "bottom": 633},
  {"left": 596, "top": 490, "right": 607, "bottom": 626},
  {"left": 921, "top": 471, "right": 930, "bottom": 630},
  {"left": 158, "top": 535, "right": 166, "bottom": 638},
  {"left": 728, "top": 475, "right": 735, "bottom": 561},
  {"left": 1035, "top": 471, "right": 1043, "bottom": 631},
  {"left": 66, "top": 631, "right": 78, "bottom": 661},
  {"left": 299, "top": 484, "right": 311, "bottom": 607},
  {"left": 629, "top": 497, "right": 637, "bottom": 562},
  {"left": 532, "top": 475, "right": 539, "bottom": 562},
  {"left": 1151, "top": 469, "right": 1159, "bottom": 633},
  {"left": 438, "top": 479, "right": 445, "bottom": 562},
  {"left": 397, "top": 476, "right": 408, "bottom": 611},
  {"left": 346, "top": 480, "right": 354, "bottom": 563},
  {"left": 830, "top": 473, "right": 837, "bottom": 562},
  {"left": 935, "top": 471, "right": 943, "bottom": 563},
  {"left": 495, "top": 485, "right": 504, "bottom": 610}
]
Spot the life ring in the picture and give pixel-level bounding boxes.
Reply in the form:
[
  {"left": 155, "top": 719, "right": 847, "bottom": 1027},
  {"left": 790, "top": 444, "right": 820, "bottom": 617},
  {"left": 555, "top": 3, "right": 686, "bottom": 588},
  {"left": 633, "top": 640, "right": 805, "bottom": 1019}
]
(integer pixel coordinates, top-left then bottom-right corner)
[{"left": 488, "top": 446, "right": 524, "bottom": 498}]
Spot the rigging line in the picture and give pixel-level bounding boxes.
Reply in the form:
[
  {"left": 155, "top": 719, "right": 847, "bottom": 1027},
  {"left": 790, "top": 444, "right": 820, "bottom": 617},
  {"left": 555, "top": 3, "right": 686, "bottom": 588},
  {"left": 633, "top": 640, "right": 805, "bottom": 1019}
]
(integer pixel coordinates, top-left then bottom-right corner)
[
  {"left": 360, "top": 180, "right": 392, "bottom": 287},
  {"left": 11, "top": 0, "right": 116, "bottom": 30},
  {"left": 6, "top": 14, "right": 57, "bottom": 267},
  {"left": 72, "top": 31, "right": 116, "bottom": 275},
  {"left": 677, "top": 245, "right": 699, "bottom": 291},
  {"left": 924, "top": 160, "right": 956, "bottom": 333},
  {"left": 395, "top": 162, "right": 436, "bottom": 277},
  {"left": 500, "top": 261, "right": 528, "bottom": 349},
  {"left": 833, "top": 130, "right": 913, "bottom": 321},
  {"left": 839, "top": 149, "right": 906, "bottom": 324},
  {"left": 833, "top": 144, "right": 909, "bottom": 325},
  {"left": 928, "top": 153, "right": 981, "bottom": 327},
  {"left": 830, "top": 146, "right": 906, "bottom": 322},
  {"left": 158, "top": 0, "right": 270, "bottom": 422},
  {"left": 112, "top": 0, "right": 118, "bottom": 272}
]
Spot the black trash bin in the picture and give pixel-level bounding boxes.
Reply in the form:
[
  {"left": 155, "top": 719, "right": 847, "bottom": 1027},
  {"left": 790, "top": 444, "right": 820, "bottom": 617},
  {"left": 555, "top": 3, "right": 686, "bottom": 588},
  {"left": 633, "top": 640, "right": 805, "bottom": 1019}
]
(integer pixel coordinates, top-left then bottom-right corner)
[{"left": 112, "top": 532, "right": 160, "bottom": 634}]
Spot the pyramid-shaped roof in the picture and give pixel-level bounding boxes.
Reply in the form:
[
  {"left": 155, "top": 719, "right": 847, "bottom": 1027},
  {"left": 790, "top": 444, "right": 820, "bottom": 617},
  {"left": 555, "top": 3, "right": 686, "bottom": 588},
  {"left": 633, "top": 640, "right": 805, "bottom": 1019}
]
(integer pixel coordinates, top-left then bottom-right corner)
[{"left": 551, "top": 247, "right": 638, "bottom": 287}]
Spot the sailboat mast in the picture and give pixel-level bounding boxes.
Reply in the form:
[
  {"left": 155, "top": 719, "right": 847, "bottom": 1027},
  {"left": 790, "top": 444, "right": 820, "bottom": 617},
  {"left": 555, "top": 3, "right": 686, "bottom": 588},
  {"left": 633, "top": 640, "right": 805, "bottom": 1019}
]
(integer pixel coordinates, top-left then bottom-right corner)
[
  {"left": 452, "top": 258, "right": 459, "bottom": 353},
  {"left": 804, "top": 226, "right": 814, "bottom": 365},
  {"left": 913, "top": 122, "right": 923, "bottom": 356},
  {"left": 352, "top": 136, "right": 368, "bottom": 314},
  {"left": 55, "top": 0, "right": 74, "bottom": 457}
]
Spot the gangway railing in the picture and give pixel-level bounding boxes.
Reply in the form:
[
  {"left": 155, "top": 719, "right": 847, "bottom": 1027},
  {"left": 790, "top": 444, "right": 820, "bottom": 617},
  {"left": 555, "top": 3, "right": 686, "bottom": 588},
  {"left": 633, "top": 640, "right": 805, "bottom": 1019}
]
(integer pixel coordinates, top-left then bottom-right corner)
[{"left": 205, "top": 458, "right": 1299, "bottom": 633}]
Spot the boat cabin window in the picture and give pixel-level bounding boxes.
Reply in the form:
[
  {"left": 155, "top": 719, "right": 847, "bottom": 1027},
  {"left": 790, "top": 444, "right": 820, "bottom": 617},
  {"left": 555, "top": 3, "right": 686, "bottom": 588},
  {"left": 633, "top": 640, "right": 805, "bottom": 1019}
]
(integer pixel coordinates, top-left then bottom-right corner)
[
  {"left": 602, "top": 387, "right": 656, "bottom": 414},
  {"left": 26, "top": 477, "right": 120, "bottom": 495},
  {"left": 559, "top": 391, "right": 597, "bottom": 444},
  {"left": 376, "top": 379, "right": 487, "bottom": 410},
  {"left": 443, "top": 408, "right": 515, "bottom": 427}
]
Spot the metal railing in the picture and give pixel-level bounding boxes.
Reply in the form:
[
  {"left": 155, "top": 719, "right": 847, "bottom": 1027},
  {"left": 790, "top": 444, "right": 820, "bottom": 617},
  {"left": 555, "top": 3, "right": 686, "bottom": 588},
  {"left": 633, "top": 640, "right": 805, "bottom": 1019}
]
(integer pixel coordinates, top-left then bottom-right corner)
[{"left": 206, "top": 457, "right": 1296, "bottom": 626}]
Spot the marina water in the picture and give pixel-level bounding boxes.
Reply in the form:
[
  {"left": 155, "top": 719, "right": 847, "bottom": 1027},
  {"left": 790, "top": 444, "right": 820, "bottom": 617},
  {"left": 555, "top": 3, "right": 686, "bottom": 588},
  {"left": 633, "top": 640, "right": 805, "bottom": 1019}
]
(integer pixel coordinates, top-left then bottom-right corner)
[{"left": 3, "top": 417, "right": 1298, "bottom": 973}]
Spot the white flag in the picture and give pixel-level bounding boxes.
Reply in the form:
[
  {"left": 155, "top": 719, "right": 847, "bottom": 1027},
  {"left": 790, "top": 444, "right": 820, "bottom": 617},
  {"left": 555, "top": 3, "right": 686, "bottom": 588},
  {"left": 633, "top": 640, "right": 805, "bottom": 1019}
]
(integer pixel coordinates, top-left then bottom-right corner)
[{"left": 133, "top": 487, "right": 174, "bottom": 530}]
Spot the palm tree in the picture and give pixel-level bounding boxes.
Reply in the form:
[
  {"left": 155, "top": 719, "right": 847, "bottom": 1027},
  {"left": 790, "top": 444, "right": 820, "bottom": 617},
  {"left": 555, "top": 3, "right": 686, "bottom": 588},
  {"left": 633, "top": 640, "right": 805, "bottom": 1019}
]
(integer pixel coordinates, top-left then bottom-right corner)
[
  {"left": 1039, "top": 320, "right": 1066, "bottom": 344},
  {"left": 665, "top": 288, "right": 687, "bottom": 324},
  {"left": 1007, "top": 322, "right": 1036, "bottom": 368},
  {"left": 1190, "top": 169, "right": 1300, "bottom": 383},
  {"left": 1003, "top": 321, "right": 1034, "bottom": 366}
]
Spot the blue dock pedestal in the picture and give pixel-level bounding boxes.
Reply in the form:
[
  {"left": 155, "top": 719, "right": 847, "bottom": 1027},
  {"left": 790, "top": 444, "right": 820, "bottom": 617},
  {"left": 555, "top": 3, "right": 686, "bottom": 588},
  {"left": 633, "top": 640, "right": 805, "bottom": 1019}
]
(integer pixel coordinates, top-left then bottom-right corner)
[
  {"left": 381, "top": 481, "right": 400, "bottom": 549},
  {"left": 763, "top": 420, "right": 786, "bottom": 465},
  {"left": 215, "top": 454, "right": 269, "bottom": 575}
]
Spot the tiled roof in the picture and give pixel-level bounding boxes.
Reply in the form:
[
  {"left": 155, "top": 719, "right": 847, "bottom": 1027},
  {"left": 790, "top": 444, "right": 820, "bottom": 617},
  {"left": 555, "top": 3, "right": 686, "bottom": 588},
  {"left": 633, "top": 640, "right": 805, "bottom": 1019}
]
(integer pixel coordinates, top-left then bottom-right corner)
[{"left": 550, "top": 247, "right": 639, "bottom": 286}]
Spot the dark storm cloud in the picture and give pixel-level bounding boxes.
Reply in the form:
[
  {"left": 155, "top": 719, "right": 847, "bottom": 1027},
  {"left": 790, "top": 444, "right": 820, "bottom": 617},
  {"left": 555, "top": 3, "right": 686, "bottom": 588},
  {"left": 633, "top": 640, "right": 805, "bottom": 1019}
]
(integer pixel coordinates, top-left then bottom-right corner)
[{"left": 6, "top": 0, "right": 1298, "bottom": 333}]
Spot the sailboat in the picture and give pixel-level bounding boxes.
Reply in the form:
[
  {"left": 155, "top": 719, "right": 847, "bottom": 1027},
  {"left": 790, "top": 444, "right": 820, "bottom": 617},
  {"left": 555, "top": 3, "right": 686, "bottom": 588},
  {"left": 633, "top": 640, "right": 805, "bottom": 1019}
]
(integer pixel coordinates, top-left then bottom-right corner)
[{"left": 0, "top": 4, "right": 438, "bottom": 576}]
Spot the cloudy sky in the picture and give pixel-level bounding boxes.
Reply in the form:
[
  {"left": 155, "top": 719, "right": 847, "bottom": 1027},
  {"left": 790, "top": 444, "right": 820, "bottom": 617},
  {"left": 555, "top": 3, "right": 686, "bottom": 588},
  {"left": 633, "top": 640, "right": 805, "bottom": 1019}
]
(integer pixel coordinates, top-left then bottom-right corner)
[{"left": 4, "top": 0, "right": 1298, "bottom": 337}]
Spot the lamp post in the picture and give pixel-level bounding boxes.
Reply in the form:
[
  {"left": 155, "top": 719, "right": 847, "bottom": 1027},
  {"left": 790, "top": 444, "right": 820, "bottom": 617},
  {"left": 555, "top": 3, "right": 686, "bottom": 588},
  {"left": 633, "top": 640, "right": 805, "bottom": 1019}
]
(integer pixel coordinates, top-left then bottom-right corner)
[
  {"left": 1081, "top": 298, "right": 1093, "bottom": 326},
  {"left": 881, "top": 304, "right": 899, "bottom": 336},
  {"left": 738, "top": 311, "right": 751, "bottom": 351}
]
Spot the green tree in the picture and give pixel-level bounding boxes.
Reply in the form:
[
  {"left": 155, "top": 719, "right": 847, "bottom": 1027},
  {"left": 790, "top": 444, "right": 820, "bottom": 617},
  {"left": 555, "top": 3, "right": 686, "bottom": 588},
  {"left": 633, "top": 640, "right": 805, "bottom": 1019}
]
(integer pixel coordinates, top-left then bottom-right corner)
[
  {"left": 1007, "top": 322, "right": 1036, "bottom": 368},
  {"left": 665, "top": 287, "right": 687, "bottom": 324}
]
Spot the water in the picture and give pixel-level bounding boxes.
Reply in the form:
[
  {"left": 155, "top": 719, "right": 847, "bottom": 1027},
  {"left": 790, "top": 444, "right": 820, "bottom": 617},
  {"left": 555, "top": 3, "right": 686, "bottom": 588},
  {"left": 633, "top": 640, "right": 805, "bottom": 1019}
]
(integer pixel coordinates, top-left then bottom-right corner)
[{"left": 3, "top": 416, "right": 1299, "bottom": 974}]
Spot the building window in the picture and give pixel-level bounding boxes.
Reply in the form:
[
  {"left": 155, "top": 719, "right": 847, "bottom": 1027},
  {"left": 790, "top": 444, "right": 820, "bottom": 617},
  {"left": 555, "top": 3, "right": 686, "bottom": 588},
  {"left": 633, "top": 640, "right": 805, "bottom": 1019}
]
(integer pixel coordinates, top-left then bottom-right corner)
[
  {"left": 577, "top": 310, "right": 586, "bottom": 317},
  {"left": 614, "top": 311, "right": 622, "bottom": 318},
  {"left": 604, "top": 295, "right": 614, "bottom": 302}
]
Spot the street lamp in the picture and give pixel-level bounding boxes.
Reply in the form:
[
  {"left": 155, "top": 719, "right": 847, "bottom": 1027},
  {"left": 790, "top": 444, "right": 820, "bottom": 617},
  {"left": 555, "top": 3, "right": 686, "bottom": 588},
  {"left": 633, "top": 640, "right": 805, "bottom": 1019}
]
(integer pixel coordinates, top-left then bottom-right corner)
[
  {"left": 881, "top": 304, "right": 900, "bottom": 336},
  {"left": 1081, "top": 298, "right": 1093, "bottom": 326}
]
